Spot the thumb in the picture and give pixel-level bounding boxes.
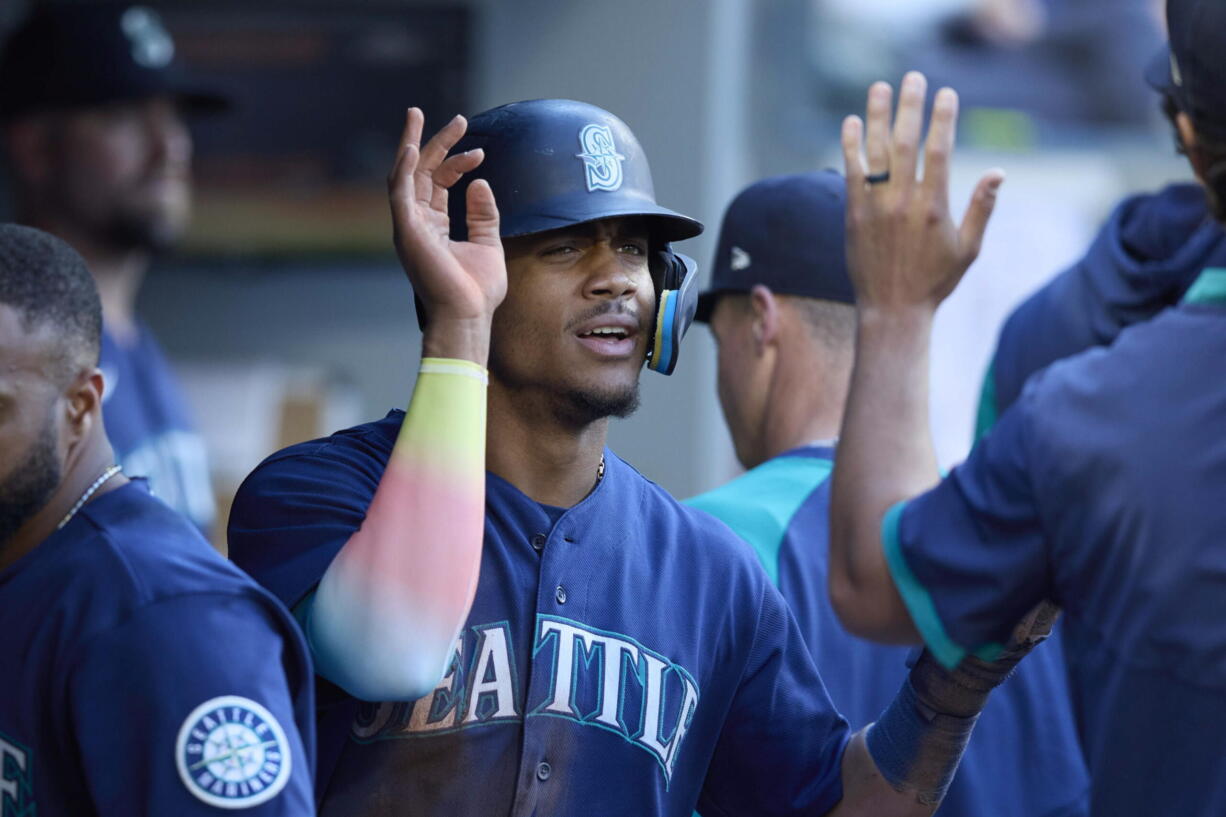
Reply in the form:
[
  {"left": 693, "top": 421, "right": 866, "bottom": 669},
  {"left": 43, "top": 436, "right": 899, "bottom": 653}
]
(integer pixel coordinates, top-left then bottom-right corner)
[
  {"left": 465, "top": 179, "right": 501, "bottom": 247},
  {"left": 958, "top": 169, "right": 1005, "bottom": 266}
]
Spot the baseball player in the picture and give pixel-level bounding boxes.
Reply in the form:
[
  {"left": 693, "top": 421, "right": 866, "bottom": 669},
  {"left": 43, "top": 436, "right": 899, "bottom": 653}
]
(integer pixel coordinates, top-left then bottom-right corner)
[
  {"left": 687, "top": 170, "right": 1088, "bottom": 817},
  {"left": 0, "top": 225, "right": 315, "bottom": 815},
  {"left": 228, "top": 99, "right": 1042, "bottom": 815},
  {"left": 0, "top": 3, "right": 222, "bottom": 535},
  {"left": 975, "top": 55, "right": 1226, "bottom": 438},
  {"left": 827, "top": 0, "right": 1226, "bottom": 811}
]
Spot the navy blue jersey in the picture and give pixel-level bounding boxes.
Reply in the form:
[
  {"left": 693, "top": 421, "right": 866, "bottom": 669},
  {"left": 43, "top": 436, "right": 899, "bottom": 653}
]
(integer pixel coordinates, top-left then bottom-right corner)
[
  {"left": 977, "top": 183, "right": 1226, "bottom": 436},
  {"left": 886, "top": 270, "right": 1226, "bottom": 815},
  {"left": 0, "top": 481, "right": 315, "bottom": 816},
  {"left": 687, "top": 446, "right": 1089, "bottom": 817},
  {"left": 228, "top": 412, "right": 851, "bottom": 817},
  {"left": 101, "top": 324, "right": 215, "bottom": 534}
]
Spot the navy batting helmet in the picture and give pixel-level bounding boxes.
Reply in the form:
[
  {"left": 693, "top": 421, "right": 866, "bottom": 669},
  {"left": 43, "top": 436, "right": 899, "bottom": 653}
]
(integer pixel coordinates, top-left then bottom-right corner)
[{"left": 435, "top": 98, "right": 704, "bottom": 375}]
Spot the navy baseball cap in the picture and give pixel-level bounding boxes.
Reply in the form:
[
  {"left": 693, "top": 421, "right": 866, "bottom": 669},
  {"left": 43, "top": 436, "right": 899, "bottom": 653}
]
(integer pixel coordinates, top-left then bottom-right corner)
[
  {"left": 1144, "top": 0, "right": 1226, "bottom": 141},
  {"left": 0, "top": 3, "right": 228, "bottom": 122},
  {"left": 695, "top": 170, "right": 854, "bottom": 323}
]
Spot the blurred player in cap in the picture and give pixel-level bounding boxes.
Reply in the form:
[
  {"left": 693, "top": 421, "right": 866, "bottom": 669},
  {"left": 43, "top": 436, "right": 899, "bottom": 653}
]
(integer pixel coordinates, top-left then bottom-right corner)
[
  {"left": 228, "top": 98, "right": 1049, "bottom": 815},
  {"left": 0, "top": 223, "right": 314, "bottom": 815},
  {"left": 688, "top": 169, "right": 1088, "bottom": 817},
  {"left": 828, "top": 0, "right": 1226, "bottom": 811},
  {"left": 0, "top": 3, "right": 225, "bottom": 535},
  {"left": 975, "top": 21, "right": 1226, "bottom": 439}
]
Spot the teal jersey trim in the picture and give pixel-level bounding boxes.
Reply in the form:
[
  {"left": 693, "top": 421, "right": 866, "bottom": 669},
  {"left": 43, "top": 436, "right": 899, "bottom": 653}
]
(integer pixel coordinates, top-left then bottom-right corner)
[
  {"left": 882, "top": 501, "right": 1003, "bottom": 668},
  {"left": 974, "top": 360, "right": 999, "bottom": 441},
  {"left": 1183, "top": 267, "right": 1226, "bottom": 306},
  {"left": 684, "top": 454, "right": 833, "bottom": 586}
]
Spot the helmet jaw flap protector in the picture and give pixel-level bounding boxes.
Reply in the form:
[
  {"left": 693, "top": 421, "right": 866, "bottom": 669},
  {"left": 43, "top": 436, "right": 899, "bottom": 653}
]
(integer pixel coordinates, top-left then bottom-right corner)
[
  {"left": 647, "top": 249, "right": 698, "bottom": 376},
  {"left": 433, "top": 98, "right": 703, "bottom": 375}
]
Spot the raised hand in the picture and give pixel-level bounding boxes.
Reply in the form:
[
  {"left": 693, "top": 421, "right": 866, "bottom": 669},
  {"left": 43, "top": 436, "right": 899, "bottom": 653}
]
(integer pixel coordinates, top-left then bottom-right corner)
[
  {"left": 388, "top": 108, "right": 507, "bottom": 360},
  {"left": 841, "top": 72, "right": 1005, "bottom": 313}
]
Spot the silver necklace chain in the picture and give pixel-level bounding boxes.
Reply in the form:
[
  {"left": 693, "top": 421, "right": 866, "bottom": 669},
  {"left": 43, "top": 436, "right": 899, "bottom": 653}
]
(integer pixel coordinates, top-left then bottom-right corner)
[
  {"left": 57, "top": 464, "right": 123, "bottom": 530},
  {"left": 597, "top": 454, "right": 605, "bottom": 483}
]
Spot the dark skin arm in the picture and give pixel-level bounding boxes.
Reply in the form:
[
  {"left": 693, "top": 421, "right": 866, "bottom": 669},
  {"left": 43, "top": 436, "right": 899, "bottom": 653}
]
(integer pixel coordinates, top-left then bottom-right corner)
[
  {"left": 826, "top": 730, "right": 934, "bottom": 816},
  {"left": 818, "top": 72, "right": 1009, "bottom": 816},
  {"left": 828, "top": 72, "right": 1005, "bottom": 642}
]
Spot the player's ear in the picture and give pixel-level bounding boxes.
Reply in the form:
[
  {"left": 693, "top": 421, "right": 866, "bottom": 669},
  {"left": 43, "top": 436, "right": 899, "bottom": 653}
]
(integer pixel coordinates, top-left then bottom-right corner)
[
  {"left": 1176, "top": 113, "right": 1209, "bottom": 180},
  {"left": 749, "top": 284, "right": 780, "bottom": 353},
  {"left": 62, "top": 368, "right": 105, "bottom": 444}
]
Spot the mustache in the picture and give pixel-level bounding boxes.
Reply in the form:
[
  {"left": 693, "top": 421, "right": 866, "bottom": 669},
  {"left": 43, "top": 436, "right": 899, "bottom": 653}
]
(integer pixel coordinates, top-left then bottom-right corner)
[{"left": 565, "top": 303, "right": 647, "bottom": 333}]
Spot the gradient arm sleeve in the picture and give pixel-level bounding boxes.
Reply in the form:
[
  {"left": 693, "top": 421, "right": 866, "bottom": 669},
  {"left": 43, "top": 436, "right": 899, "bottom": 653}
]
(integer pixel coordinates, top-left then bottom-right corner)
[{"left": 305, "top": 357, "right": 487, "bottom": 701}]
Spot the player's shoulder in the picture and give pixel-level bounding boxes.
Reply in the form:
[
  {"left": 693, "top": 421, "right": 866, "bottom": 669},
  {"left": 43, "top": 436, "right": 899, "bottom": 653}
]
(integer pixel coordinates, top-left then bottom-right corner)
[
  {"left": 603, "top": 450, "right": 779, "bottom": 579},
  {"left": 1117, "top": 182, "right": 1213, "bottom": 235},
  {"left": 232, "top": 410, "right": 404, "bottom": 505},
  {"left": 686, "top": 449, "right": 832, "bottom": 525},
  {"left": 59, "top": 481, "right": 277, "bottom": 622},
  {"left": 255, "top": 409, "right": 403, "bottom": 474},
  {"left": 1004, "top": 304, "right": 1222, "bottom": 475},
  {"left": 1027, "top": 301, "right": 1216, "bottom": 410},
  {"left": 684, "top": 449, "right": 835, "bottom": 581}
]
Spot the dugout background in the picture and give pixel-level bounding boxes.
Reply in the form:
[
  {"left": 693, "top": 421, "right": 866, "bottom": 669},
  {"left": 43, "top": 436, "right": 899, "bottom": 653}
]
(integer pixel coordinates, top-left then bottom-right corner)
[{"left": 0, "top": 0, "right": 1190, "bottom": 550}]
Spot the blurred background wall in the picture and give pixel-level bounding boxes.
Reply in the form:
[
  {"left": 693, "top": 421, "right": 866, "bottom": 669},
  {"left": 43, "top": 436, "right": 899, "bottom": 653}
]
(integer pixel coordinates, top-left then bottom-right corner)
[{"left": 0, "top": 0, "right": 1192, "bottom": 544}]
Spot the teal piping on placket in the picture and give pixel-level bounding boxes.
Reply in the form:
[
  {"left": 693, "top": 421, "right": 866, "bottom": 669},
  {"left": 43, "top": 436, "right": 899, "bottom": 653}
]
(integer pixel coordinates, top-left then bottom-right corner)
[{"left": 1182, "top": 267, "right": 1226, "bottom": 306}]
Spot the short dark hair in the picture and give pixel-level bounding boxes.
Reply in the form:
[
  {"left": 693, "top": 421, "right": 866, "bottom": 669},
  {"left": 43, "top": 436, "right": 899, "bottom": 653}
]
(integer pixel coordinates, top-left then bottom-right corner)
[
  {"left": 1161, "top": 93, "right": 1226, "bottom": 223},
  {"left": 716, "top": 291, "right": 856, "bottom": 352},
  {"left": 1199, "top": 135, "right": 1226, "bottom": 223},
  {"left": 0, "top": 223, "right": 101, "bottom": 379},
  {"left": 791, "top": 296, "right": 856, "bottom": 352}
]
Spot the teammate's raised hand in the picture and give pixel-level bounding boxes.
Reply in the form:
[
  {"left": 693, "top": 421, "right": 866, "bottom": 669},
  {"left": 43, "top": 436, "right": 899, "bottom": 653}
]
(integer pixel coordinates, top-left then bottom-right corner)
[
  {"left": 389, "top": 108, "right": 507, "bottom": 361},
  {"left": 841, "top": 72, "right": 1004, "bottom": 312}
]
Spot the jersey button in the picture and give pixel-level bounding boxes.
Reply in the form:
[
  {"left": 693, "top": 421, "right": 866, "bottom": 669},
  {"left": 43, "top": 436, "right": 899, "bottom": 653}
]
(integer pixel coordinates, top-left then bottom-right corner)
[
  {"left": 555, "top": 585, "right": 567, "bottom": 604},
  {"left": 531, "top": 533, "right": 546, "bottom": 552},
  {"left": 536, "top": 761, "right": 552, "bottom": 781}
]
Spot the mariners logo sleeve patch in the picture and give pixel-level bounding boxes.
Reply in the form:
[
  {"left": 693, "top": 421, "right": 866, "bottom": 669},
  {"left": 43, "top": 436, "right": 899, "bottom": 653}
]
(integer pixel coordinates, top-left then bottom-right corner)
[{"left": 175, "top": 695, "right": 292, "bottom": 809}]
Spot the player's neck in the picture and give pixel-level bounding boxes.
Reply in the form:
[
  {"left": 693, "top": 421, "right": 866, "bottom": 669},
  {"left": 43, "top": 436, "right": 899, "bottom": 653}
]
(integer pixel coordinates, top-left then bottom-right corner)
[
  {"left": 0, "top": 431, "right": 127, "bottom": 574},
  {"left": 485, "top": 383, "right": 608, "bottom": 508},
  {"left": 95, "top": 269, "right": 144, "bottom": 346},
  {"left": 758, "top": 352, "right": 847, "bottom": 462}
]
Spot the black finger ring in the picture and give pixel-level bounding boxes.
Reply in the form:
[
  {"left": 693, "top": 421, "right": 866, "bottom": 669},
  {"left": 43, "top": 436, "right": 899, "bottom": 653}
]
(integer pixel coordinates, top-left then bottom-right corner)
[{"left": 865, "top": 171, "right": 890, "bottom": 185}]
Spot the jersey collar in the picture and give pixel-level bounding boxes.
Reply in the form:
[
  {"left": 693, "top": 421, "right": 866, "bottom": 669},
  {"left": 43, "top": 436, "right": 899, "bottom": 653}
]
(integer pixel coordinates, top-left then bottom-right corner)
[{"left": 1182, "top": 267, "right": 1226, "bottom": 306}]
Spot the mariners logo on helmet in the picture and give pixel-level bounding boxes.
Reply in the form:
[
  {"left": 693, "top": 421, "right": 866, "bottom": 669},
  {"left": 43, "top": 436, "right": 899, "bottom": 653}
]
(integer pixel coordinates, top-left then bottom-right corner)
[
  {"left": 120, "top": 7, "right": 175, "bottom": 69},
  {"left": 175, "top": 695, "right": 293, "bottom": 809},
  {"left": 576, "top": 124, "right": 626, "bottom": 192}
]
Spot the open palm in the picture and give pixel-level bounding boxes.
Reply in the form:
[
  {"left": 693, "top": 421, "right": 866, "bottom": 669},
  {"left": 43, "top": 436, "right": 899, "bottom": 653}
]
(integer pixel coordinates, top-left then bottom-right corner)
[
  {"left": 841, "top": 73, "right": 1004, "bottom": 312},
  {"left": 389, "top": 108, "right": 507, "bottom": 325}
]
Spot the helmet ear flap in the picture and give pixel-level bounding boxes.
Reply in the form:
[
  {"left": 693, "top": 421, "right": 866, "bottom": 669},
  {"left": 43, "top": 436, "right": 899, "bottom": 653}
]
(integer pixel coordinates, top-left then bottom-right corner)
[{"left": 647, "top": 248, "right": 698, "bottom": 375}]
